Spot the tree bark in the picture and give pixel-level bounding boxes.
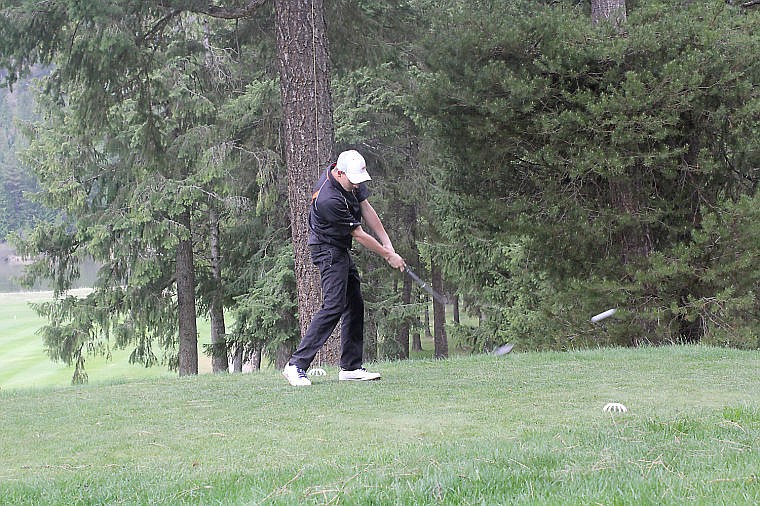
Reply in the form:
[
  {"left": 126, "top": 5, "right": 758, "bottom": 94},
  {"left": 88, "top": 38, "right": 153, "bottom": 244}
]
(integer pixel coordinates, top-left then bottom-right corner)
[
  {"left": 274, "top": 342, "right": 292, "bottom": 369},
  {"left": 610, "top": 176, "right": 656, "bottom": 347},
  {"left": 250, "top": 348, "right": 263, "bottom": 370},
  {"left": 209, "top": 206, "right": 228, "bottom": 373},
  {"left": 364, "top": 316, "right": 378, "bottom": 362},
  {"left": 231, "top": 344, "right": 243, "bottom": 373},
  {"left": 431, "top": 260, "right": 448, "bottom": 359},
  {"left": 396, "top": 273, "right": 412, "bottom": 359},
  {"left": 591, "top": 0, "right": 626, "bottom": 27},
  {"left": 394, "top": 201, "right": 417, "bottom": 360},
  {"left": 274, "top": 0, "right": 339, "bottom": 364},
  {"left": 592, "top": 0, "right": 660, "bottom": 347},
  {"left": 610, "top": 178, "right": 653, "bottom": 265},
  {"left": 424, "top": 305, "right": 432, "bottom": 339},
  {"left": 176, "top": 208, "right": 199, "bottom": 376},
  {"left": 411, "top": 328, "right": 422, "bottom": 352}
]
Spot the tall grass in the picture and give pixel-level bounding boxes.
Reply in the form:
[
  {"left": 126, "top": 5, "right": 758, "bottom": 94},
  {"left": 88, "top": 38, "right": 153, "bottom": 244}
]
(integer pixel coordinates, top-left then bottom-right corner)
[{"left": 1, "top": 346, "right": 758, "bottom": 505}]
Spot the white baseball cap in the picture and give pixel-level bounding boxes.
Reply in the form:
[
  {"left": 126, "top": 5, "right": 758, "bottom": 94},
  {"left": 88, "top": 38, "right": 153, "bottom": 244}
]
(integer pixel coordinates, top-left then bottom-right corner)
[{"left": 336, "top": 150, "right": 371, "bottom": 184}]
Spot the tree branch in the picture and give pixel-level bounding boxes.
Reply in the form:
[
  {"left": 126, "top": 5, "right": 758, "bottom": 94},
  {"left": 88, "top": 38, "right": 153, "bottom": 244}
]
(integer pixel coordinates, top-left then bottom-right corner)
[
  {"left": 741, "top": 0, "right": 760, "bottom": 8},
  {"left": 143, "top": 9, "right": 183, "bottom": 42},
  {"left": 158, "top": 0, "right": 269, "bottom": 19},
  {"left": 144, "top": 1, "right": 267, "bottom": 43}
]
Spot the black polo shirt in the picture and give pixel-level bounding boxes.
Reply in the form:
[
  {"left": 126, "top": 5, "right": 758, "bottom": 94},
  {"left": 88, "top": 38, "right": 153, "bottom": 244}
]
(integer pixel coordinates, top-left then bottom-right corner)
[{"left": 308, "top": 163, "right": 370, "bottom": 249}]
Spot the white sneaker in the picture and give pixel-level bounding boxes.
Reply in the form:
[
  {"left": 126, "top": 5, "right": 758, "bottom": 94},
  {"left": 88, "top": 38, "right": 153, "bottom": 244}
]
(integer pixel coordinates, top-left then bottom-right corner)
[
  {"left": 282, "top": 364, "right": 312, "bottom": 386},
  {"left": 338, "top": 368, "right": 381, "bottom": 381}
]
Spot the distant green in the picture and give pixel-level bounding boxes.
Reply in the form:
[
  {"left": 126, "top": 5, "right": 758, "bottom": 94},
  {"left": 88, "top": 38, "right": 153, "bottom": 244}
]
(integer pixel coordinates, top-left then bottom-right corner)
[
  {"left": 0, "top": 291, "right": 206, "bottom": 389},
  {"left": 1, "top": 346, "right": 758, "bottom": 505}
]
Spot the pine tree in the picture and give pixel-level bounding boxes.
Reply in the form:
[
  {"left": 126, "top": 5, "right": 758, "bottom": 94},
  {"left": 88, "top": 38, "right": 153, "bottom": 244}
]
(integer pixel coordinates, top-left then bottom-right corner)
[
  {"left": 1, "top": 2, "right": 281, "bottom": 379},
  {"left": 415, "top": 0, "right": 760, "bottom": 349}
]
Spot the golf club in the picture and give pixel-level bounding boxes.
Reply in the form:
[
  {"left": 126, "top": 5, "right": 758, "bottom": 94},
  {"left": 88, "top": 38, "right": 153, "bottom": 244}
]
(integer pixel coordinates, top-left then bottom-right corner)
[
  {"left": 492, "top": 343, "right": 514, "bottom": 356},
  {"left": 404, "top": 266, "right": 449, "bottom": 305}
]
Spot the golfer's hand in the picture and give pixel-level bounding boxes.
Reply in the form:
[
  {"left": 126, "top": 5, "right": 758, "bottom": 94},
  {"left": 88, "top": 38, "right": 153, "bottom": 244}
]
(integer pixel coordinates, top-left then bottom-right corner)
[{"left": 386, "top": 252, "right": 405, "bottom": 271}]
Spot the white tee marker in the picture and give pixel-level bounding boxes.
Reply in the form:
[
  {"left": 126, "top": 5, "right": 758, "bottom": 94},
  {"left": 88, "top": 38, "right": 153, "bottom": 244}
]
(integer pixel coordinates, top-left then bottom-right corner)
[{"left": 603, "top": 402, "right": 628, "bottom": 413}]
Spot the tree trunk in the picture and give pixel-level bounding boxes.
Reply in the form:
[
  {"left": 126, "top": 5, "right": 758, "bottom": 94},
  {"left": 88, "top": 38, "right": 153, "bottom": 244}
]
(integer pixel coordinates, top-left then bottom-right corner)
[
  {"left": 591, "top": 0, "right": 626, "bottom": 27},
  {"left": 592, "top": 0, "right": 657, "bottom": 346},
  {"left": 411, "top": 328, "right": 422, "bottom": 352},
  {"left": 176, "top": 208, "right": 199, "bottom": 376},
  {"left": 209, "top": 206, "right": 228, "bottom": 373},
  {"left": 452, "top": 294, "right": 460, "bottom": 325},
  {"left": 395, "top": 273, "right": 412, "bottom": 359},
  {"left": 431, "top": 260, "right": 448, "bottom": 359},
  {"left": 364, "top": 316, "right": 378, "bottom": 362},
  {"left": 274, "top": 342, "right": 292, "bottom": 369},
  {"left": 611, "top": 179, "right": 653, "bottom": 264},
  {"left": 610, "top": 176, "right": 656, "bottom": 346},
  {"left": 394, "top": 201, "right": 417, "bottom": 360},
  {"left": 274, "top": 0, "right": 339, "bottom": 364},
  {"left": 72, "top": 351, "right": 88, "bottom": 385},
  {"left": 250, "top": 348, "right": 263, "bottom": 370},
  {"left": 424, "top": 305, "right": 432, "bottom": 339},
  {"left": 231, "top": 344, "right": 243, "bottom": 373}
]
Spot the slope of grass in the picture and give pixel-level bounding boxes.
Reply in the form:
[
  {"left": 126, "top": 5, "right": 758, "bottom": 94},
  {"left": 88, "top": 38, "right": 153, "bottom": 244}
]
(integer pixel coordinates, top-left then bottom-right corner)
[
  {"left": 1, "top": 346, "right": 759, "bottom": 505},
  {"left": 0, "top": 291, "right": 207, "bottom": 389}
]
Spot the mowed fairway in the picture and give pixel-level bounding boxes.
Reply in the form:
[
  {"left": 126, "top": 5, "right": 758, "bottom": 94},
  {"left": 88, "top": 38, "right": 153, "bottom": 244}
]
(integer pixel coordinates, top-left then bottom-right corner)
[
  {"left": 0, "top": 291, "right": 209, "bottom": 389},
  {"left": 1, "top": 346, "right": 759, "bottom": 505}
]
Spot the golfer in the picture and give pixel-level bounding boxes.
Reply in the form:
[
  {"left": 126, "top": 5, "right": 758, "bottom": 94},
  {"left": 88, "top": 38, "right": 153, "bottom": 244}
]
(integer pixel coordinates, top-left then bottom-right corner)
[{"left": 283, "top": 150, "right": 405, "bottom": 386}]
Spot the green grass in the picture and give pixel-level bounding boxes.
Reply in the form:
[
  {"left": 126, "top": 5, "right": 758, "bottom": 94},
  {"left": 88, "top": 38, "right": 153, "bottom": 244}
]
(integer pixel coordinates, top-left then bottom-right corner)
[
  {"left": 1, "top": 346, "right": 759, "bottom": 505},
  {"left": 0, "top": 291, "right": 209, "bottom": 389},
  {"left": 0, "top": 291, "right": 444, "bottom": 389}
]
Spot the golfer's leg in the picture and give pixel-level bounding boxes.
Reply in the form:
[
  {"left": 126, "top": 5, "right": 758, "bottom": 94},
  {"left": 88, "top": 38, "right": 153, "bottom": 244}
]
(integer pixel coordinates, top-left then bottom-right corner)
[
  {"left": 289, "top": 246, "right": 349, "bottom": 370},
  {"left": 340, "top": 260, "right": 364, "bottom": 371}
]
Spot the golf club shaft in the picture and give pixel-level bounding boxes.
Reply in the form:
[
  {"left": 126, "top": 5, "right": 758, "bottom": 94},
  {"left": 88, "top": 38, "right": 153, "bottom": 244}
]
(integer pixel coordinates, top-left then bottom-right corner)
[{"left": 404, "top": 266, "right": 448, "bottom": 305}]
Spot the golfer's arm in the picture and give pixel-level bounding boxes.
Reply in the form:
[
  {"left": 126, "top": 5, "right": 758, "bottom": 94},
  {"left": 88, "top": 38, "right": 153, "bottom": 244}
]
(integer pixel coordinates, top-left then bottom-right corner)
[
  {"left": 351, "top": 226, "right": 405, "bottom": 270},
  {"left": 360, "top": 200, "right": 393, "bottom": 251},
  {"left": 351, "top": 226, "right": 391, "bottom": 259}
]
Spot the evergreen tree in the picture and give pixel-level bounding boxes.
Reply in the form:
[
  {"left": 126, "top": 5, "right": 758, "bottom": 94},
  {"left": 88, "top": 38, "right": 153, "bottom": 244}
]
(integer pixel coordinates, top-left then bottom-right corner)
[
  {"left": 1, "top": 2, "right": 281, "bottom": 379},
  {"left": 1, "top": 0, "right": 429, "bottom": 380},
  {"left": 273, "top": 0, "right": 338, "bottom": 365},
  {"left": 416, "top": 0, "right": 760, "bottom": 349}
]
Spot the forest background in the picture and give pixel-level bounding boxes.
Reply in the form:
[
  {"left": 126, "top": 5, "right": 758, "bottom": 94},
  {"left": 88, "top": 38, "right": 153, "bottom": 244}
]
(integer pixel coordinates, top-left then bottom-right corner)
[{"left": 0, "top": 0, "right": 758, "bottom": 383}]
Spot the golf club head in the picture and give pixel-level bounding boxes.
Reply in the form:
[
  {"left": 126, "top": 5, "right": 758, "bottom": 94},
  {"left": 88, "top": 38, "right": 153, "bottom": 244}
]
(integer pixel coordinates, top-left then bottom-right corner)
[
  {"left": 492, "top": 343, "right": 514, "bottom": 356},
  {"left": 591, "top": 308, "right": 617, "bottom": 322}
]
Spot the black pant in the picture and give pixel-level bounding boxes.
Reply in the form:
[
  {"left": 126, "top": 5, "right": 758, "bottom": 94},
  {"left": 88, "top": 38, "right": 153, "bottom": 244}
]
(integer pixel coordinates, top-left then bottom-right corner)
[{"left": 289, "top": 244, "right": 364, "bottom": 371}]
